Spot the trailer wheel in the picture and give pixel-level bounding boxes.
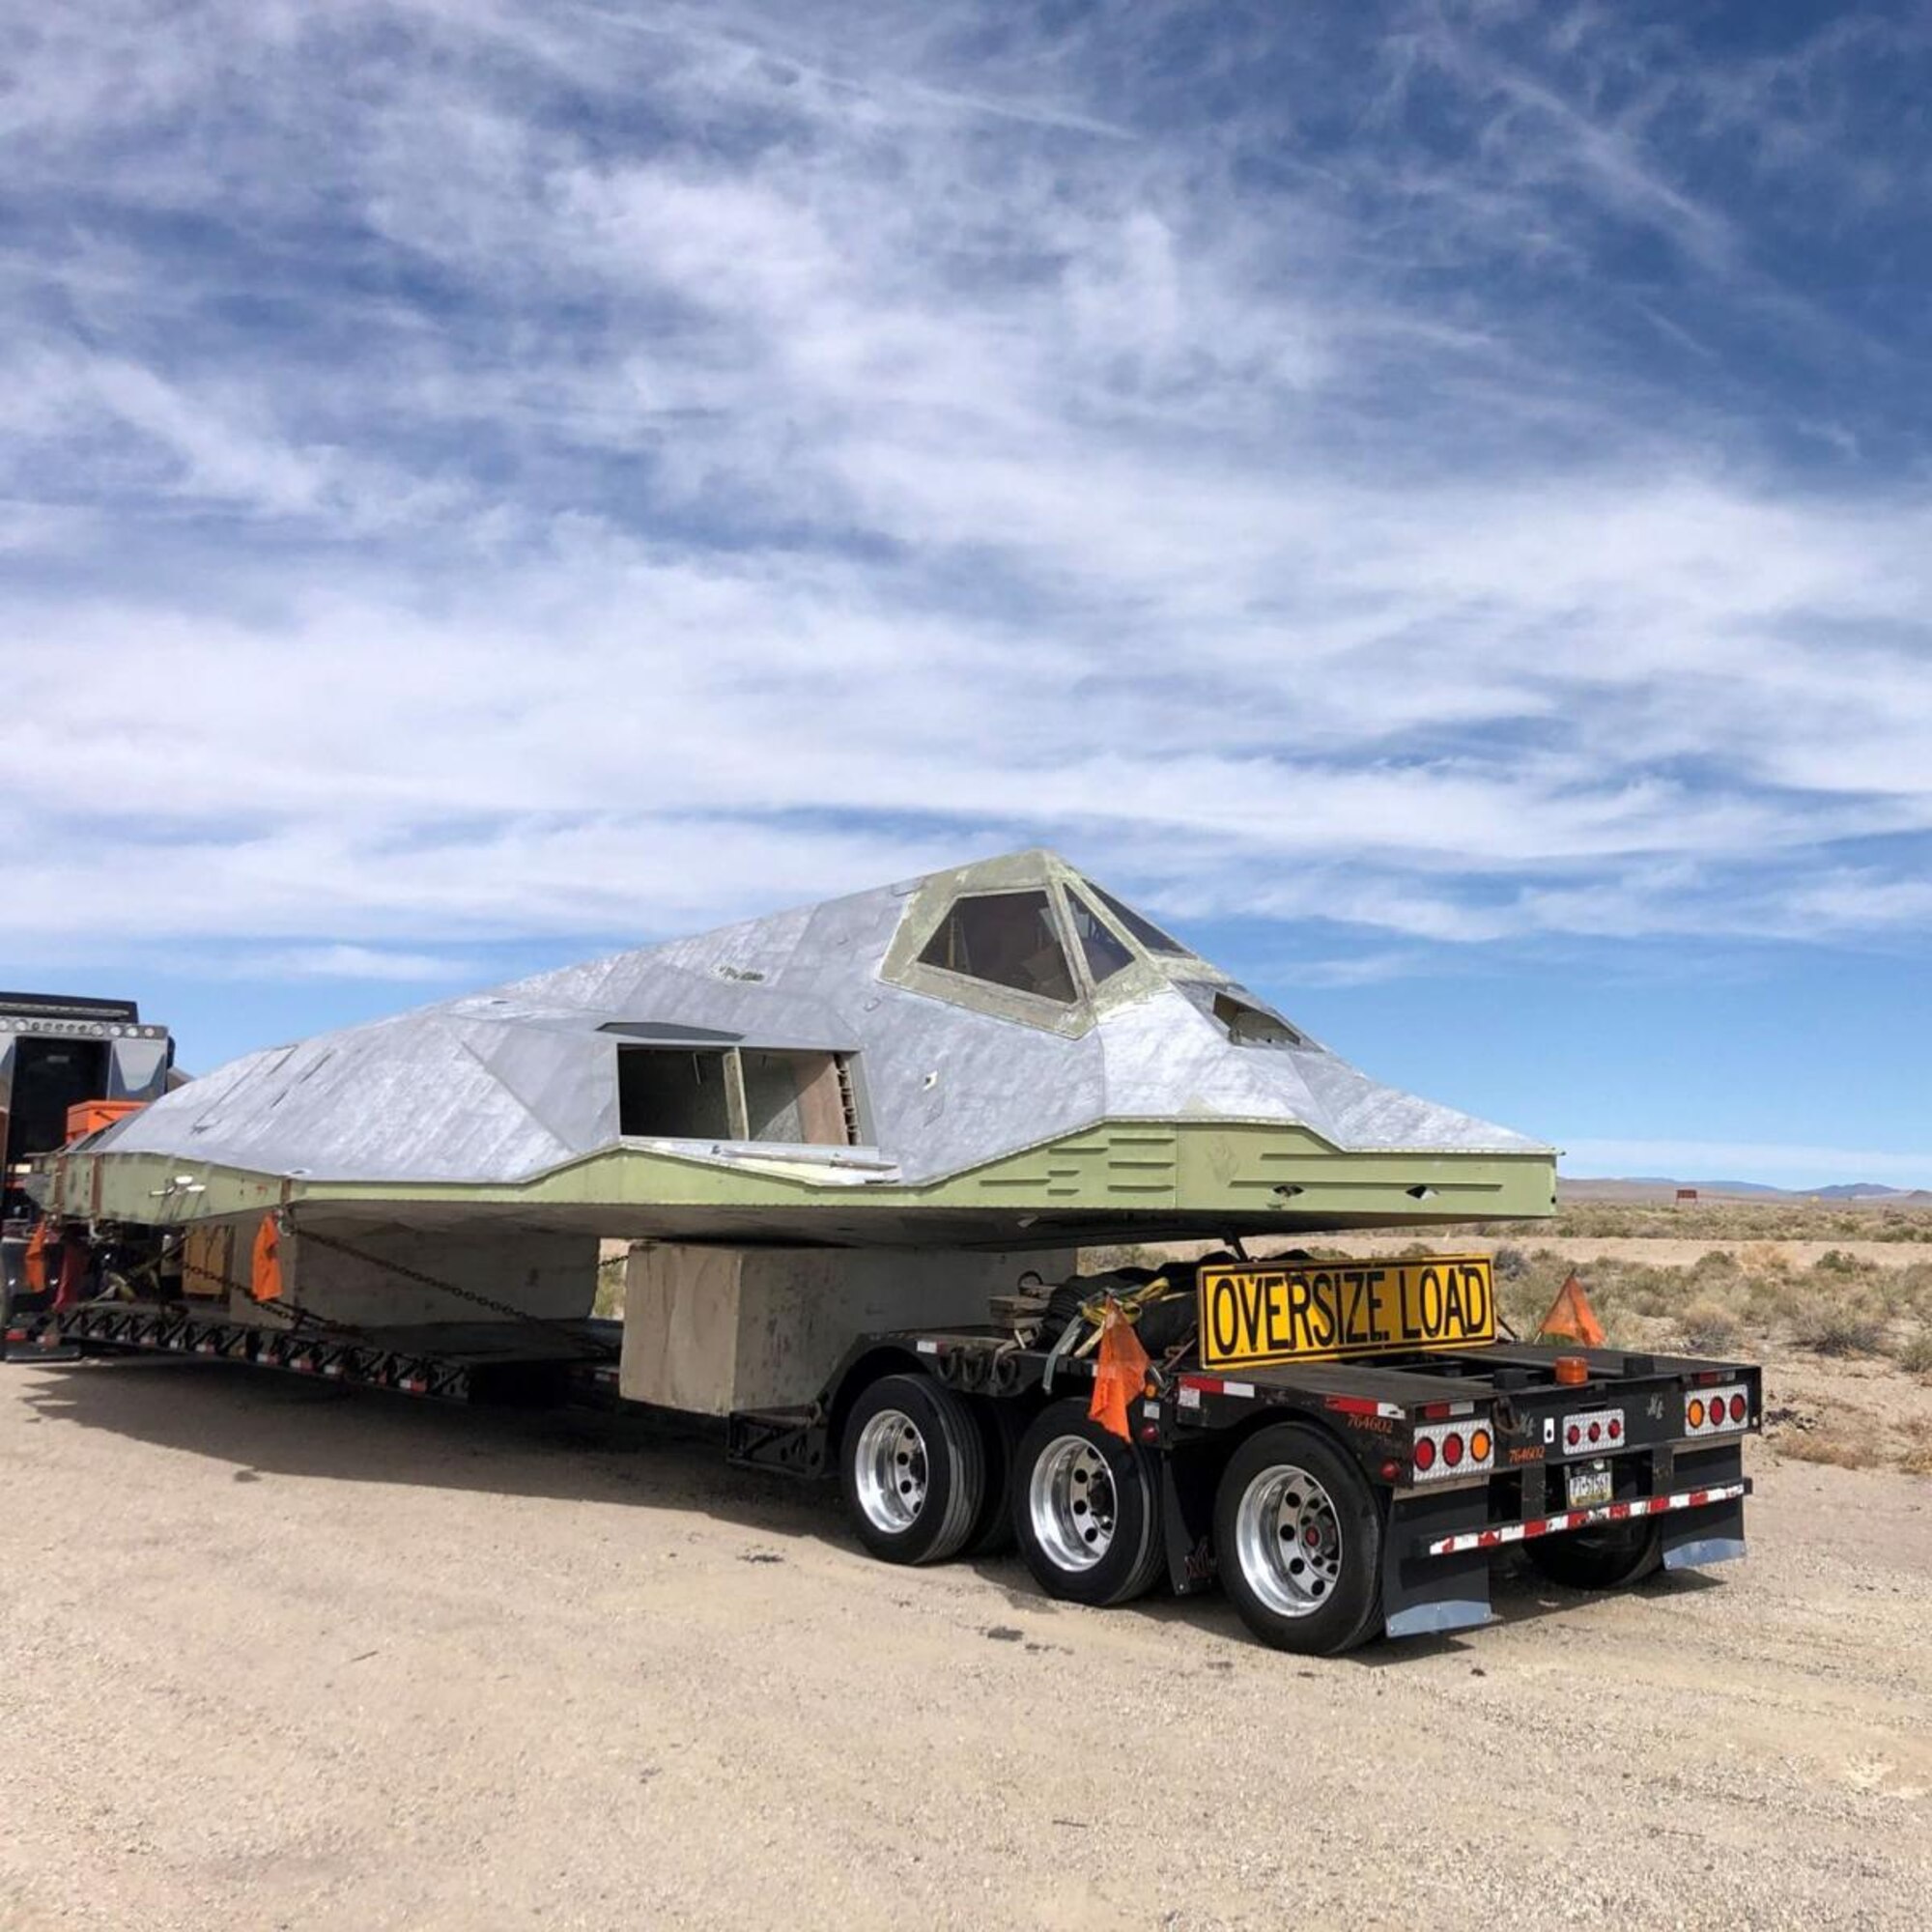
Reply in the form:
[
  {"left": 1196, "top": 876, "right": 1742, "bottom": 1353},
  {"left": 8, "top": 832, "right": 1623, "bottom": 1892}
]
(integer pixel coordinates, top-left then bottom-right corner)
[
  {"left": 1525, "top": 1520, "right": 1662, "bottom": 1590},
  {"left": 1010, "top": 1401, "right": 1167, "bottom": 1607},
  {"left": 1213, "top": 1424, "right": 1384, "bottom": 1656},
  {"left": 839, "top": 1374, "right": 985, "bottom": 1566}
]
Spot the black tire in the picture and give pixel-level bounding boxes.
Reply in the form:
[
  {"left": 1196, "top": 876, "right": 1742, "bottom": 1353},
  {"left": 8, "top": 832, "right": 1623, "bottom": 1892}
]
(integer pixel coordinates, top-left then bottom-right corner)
[
  {"left": 1009, "top": 1400, "right": 1167, "bottom": 1607},
  {"left": 1525, "top": 1520, "right": 1662, "bottom": 1590},
  {"left": 963, "top": 1398, "right": 1026, "bottom": 1557},
  {"left": 1213, "top": 1423, "right": 1385, "bottom": 1656},
  {"left": 838, "top": 1373, "right": 985, "bottom": 1566}
]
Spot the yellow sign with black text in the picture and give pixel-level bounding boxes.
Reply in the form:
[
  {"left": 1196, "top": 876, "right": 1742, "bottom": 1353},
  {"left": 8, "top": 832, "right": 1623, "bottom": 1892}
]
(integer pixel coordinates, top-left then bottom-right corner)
[{"left": 1198, "top": 1256, "right": 1494, "bottom": 1371}]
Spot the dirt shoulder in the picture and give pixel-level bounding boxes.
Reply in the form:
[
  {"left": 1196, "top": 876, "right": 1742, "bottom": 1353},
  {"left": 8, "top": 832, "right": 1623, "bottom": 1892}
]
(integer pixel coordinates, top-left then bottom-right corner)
[{"left": 4, "top": 1356, "right": 1929, "bottom": 1932}]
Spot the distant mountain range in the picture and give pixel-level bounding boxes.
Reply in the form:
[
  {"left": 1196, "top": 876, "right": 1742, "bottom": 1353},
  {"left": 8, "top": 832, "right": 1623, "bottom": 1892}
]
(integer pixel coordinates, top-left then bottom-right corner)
[{"left": 1562, "top": 1177, "right": 1932, "bottom": 1204}]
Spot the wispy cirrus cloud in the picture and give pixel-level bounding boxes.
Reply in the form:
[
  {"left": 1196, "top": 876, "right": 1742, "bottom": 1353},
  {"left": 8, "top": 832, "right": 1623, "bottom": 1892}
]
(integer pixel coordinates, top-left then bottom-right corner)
[{"left": 2, "top": 0, "right": 1930, "bottom": 990}]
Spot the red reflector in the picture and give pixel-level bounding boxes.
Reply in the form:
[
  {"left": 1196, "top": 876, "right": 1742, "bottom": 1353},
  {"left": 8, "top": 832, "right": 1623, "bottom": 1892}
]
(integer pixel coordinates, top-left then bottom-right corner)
[
  {"left": 1420, "top": 1401, "right": 1454, "bottom": 1421},
  {"left": 1729, "top": 1394, "right": 1747, "bottom": 1423},
  {"left": 4, "top": 1327, "right": 24, "bottom": 1346},
  {"left": 1567, "top": 1424, "right": 1580, "bottom": 1446},
  {"left": 1587, "top": 1421, "right": 1602, "bottom": 1444},
  {"left": 1443, "top": 1433, "right": 1464, "bottom": 1468},
  {"left": 1607, "top": 1418, "right": 1622, "bottom": 1441},
  {"left": 1182, "top": 1376, "right": 1225, "bottom": 1396},
  {"left": 1413, "top": 1436, "right": 1436, "bottom": 1472},
  {"left": 1326, "top": 1395, "right": 1379, "bottom": 1417}
]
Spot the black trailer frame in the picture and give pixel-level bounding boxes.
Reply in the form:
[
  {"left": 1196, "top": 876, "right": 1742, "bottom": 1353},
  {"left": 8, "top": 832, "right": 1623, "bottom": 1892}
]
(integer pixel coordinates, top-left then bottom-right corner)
[
  {"left": 9, "top": 1278, "right": 1759, "bottom": 1651},
  {"left": 6, "top": 1300, "right": 620, "bottom": 1406},
  {"left": 728, "top": 1319, "right": 1759, "bottom": 1640}
]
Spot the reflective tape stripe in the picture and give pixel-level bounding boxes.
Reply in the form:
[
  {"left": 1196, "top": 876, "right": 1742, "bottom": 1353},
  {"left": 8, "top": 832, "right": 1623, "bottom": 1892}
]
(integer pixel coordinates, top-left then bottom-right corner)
[
  {"left": 1182, "top": 1375, "right": 1256, "bottom": 1399},
  {"left": 1424, "top": 1482, "right": 1747, "bottom": 1557}
]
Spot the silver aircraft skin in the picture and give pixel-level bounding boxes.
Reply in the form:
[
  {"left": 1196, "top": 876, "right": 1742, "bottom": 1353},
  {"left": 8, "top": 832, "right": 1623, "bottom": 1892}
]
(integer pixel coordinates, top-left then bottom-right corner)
[{"left": 44, "top": 850, "right": 1554, "bottom": 1248}]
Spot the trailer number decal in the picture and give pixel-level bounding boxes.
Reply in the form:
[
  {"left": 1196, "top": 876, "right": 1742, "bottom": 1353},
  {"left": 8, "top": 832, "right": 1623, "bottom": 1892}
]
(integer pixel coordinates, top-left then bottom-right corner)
[{"left": 1198, "top": 1257, "right": 1494, "bottom": 1370}]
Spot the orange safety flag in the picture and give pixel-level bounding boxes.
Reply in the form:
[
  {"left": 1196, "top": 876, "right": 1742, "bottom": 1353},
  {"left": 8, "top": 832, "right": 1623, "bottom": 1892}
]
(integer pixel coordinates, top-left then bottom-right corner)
[
  {"left": 22, "top": 1222, "right": 49, "bottom": 1293},
  {"left": 1537, "top": 1272, "right": 1605, "bottom": 1348},
  {"left": 250, "top": 1214, "right": 284, "bottom": 1302},
  {"left": 1088, "top": 1302, "right": 1152, "bottom": 1442}
]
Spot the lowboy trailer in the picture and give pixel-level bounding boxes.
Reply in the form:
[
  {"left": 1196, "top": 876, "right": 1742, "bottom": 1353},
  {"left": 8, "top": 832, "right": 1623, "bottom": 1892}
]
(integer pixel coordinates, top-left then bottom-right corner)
[{"left": 9, "top": 1247, "right": 1759, "bottom": 1656}]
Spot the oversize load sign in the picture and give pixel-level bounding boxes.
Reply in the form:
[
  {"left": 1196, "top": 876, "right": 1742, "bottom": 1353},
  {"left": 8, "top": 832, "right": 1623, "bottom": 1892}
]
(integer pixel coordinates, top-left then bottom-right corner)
[{"left": 1198, "top": 1256, "right": 1494, "bottom": 1370}]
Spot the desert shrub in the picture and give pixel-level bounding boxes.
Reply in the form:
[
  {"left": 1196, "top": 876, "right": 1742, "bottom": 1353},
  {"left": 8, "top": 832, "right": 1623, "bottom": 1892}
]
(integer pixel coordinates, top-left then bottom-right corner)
[
  {"left": 1895, "top": 1330, "right": 1932, "bottom": 1378},
  {"left": 1676, "top": 1298, "right": 1742, "bottom": 1354},
  {"left": 593, "top": 1253, "right": 628, "bottom": 1319},
  {"left": 1778, "top": 1426, "right": 1885, "bottom": 1469},
  {"left": 1896, "top": 1264, "right": 1932, "bottom": 1321},
  {"left": 1740, "top": 1272, "right": 1802, "bottom": 1325},
  {"left": 1790, "top": 1299, "right": 1888, "bottom": 1357},
  {"left": 1614, "top": 1266, "right": 1679, "bottom": 1319}
]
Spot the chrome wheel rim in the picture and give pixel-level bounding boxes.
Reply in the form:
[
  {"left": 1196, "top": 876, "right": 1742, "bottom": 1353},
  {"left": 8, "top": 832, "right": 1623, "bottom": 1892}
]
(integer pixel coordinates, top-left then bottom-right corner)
[
  {"left": 1236, "top": 1463, "right": 1342, "bottom": 1618},
  {"left": 854, "top": 1408, "right": 928, "bottom": 1534},
  {"left": 1028, "top": 1435, "right": 1117, "bottom": 1572}
]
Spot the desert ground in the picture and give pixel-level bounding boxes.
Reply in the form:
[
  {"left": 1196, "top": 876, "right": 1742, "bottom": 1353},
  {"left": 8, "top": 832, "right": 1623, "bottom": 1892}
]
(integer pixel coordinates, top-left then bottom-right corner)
[{"left": 5, "top": 1208, "right": 1931, "bottom": 1932}]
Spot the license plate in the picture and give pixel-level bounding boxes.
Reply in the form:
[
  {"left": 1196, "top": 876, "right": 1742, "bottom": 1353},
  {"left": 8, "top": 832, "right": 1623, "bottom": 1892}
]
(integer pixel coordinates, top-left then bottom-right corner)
[
  {"left": 1198, "top": 1255, "right": 1494, "bottom": 1371},
  {"left": 1566, "top": 1461, "right": 1613, "bottom": 1509}
]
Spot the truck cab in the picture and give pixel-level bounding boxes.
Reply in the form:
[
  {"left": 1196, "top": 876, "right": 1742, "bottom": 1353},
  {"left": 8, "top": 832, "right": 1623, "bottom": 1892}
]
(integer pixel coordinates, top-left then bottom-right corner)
[{"left": 1, "top": 992, "right": 173, "bottom": 1318}]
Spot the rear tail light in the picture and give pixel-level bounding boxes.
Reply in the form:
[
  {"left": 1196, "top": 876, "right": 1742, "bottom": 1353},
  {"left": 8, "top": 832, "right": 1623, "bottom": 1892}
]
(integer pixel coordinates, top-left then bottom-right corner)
[
  {"left": 1684, "top": 1385, "right": 1749, "bottom": 1436},
  {"left": 1410, "top": 1415, "right": 1492, "bottom": 1483},
  {"left": 1558, "top": 1407, "right": 1626, "bottom": 1458}
]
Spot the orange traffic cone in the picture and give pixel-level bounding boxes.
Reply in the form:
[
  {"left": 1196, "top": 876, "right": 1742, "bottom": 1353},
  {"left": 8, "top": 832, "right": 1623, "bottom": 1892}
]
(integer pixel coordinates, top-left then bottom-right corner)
[
  {"left": 1089, "top": 1303, "right": 1152, "bottom": 1441},
  {"left": 1537, "top": 1272, "right": 1605, "bottom": 1348}
]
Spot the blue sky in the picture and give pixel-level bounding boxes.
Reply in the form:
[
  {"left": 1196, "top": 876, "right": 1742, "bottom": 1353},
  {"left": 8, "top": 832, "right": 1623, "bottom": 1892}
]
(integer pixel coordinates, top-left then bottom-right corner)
[{"left": 3, "top": 1, "right": 1930, "bottom": 1185}]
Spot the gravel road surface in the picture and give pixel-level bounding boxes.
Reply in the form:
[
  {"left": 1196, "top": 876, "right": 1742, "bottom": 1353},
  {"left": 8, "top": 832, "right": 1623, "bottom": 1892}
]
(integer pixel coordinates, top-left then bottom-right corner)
[{"left": 3, "top": 1356, "right": 1928, "bottom": 1931}]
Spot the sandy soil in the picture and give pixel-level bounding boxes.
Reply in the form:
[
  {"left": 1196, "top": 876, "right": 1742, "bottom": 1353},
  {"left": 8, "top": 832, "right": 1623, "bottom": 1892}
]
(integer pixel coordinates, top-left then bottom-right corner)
[{"left": 3, "top": 1355, "right": 1929, "bottom": 1932}]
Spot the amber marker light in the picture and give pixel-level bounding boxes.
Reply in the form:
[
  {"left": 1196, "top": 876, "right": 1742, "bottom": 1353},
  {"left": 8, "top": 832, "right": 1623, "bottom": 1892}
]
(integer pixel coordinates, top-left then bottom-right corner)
[{"left": 1553, "top": 1355, "right": 1588, "bottom": 1386}]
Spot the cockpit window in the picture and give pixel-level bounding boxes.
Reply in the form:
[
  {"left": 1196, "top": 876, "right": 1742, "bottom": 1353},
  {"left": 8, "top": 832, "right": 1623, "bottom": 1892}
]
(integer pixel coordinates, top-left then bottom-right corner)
[
  {"left": 1082, "top": 880, "right": 1190, "bottom": 956},
  {"left": 1064, "top": 890, "right": 1135, "bottom": 986},
  {"left": 919, "top": 891, "right": 1076, "bottom": 1003}
]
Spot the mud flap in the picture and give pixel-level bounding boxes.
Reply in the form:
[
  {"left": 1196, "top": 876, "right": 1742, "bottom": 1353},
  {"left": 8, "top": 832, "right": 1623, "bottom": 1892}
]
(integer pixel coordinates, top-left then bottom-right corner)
[
  {"left": 1662, "top": 1441, "right": 1748, "bottom": 1571},
  {"left": 1382, "top": 1488, "right": 1491, "bottom": 1638},
  {"left": 1161, "top": 1448, "right": 1220, "bottom": 1596}
]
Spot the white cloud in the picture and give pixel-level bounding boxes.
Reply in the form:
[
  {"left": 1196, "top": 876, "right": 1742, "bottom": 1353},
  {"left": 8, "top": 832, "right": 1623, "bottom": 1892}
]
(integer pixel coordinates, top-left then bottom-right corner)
[
  {"left": 211, "top": 945, "right": 473, "bottom": 983},
  {"left": 0, "top": 0, "right": 1929, "bottom": 973}
]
